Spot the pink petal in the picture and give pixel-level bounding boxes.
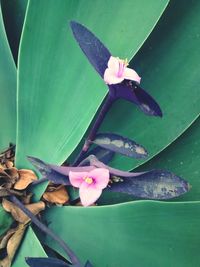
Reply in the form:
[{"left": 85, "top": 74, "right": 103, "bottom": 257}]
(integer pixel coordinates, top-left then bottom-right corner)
[
  {"left": 79, "top": 183, "right": 102, "bottom": 206},
  {"left": 107, "top": 56, "right": 119, "bottom": 72},
  {"left": 88, "top": 168, "right": 109, "bottom": 189},
  {"left": 69, "top": 171, "right": 88, "bottom": 188},
  {"left": 104, "top": 68, "right": 124, "bottom": 85},
  {"left": 123, "top": 68, "right": 141, "bottom": 84}
]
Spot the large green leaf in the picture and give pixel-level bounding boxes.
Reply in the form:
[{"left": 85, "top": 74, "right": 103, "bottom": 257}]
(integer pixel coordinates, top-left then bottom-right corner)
[
  {"left": 0, "top": 206, "right": 13, "bottom": 236},
  {"left": 100, "top": 0, "right": 200, "bottom": 170},
  {"left": 0, "top": 6, "right": 16, "bottom": 150},
  {"left": 136, "top": 116, "right": 200, "bottom": 202},
  {"left": 99, "top": 116, "right": 200, "bottom": 205},
  {"left": 13, "top": 226, "right": 47, "bottom": 266},
  {"left": 16, "top": 0, "right": 169, "bottom": 169},
  {"left": 1, "top": 0, "right": 28, "bottom": 64},
  {"left": 43, "top": 201, "right": 200, "bottom": 267}
]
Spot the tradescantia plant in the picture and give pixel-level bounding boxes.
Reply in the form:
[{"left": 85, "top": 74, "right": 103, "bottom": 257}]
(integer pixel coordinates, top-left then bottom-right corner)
[{"left": 0, "top": 0, "right": 200, "bottom": 266}]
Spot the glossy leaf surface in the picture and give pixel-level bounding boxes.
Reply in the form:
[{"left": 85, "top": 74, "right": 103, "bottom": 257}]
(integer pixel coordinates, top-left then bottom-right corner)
[
  {"left": 101, "top": 0, "right": 200, "bottom": 170},
  {"left": 43, "top": 201, "right": 200, "bottom": 267},
  {"left": 137, "top": 116, "right": 200, "bottom": 201},
  {"left": 13, "top": 227, "right": 47, "bottom": 266},
  {"left": 71, "top": 21, "right": 162, "bottom": 117},
  {"left": 16, "top": 0, "right": 169, "bottom": 169},
  {"left": 93, "top": 133, "right": 148, "bottom": 159},
  {"left": 1, "top": 0, "right": 28, "bottom": 63},
  {"left": 108, "top": 169, "right": 189, "bottom": 199},
  {"left": 0, "top": 7, "right": 16, "bottom": 150}
]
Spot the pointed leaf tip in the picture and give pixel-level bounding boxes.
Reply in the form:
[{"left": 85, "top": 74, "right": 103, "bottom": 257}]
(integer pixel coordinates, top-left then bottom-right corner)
[
  {"left": 134, "top": 85, "right": 163, "bottom": 117},
  {"left": 109, "top": 82, "right": 162, "bottom": 117},
  {"left": 107, "top": 169, "right": 190, "bottom": 199},
  {"left": 93, "top": 133, "right": 148, "bottom": 159},
  {"left": 69, "top": 20, "right": 111, "bottom": 77}
]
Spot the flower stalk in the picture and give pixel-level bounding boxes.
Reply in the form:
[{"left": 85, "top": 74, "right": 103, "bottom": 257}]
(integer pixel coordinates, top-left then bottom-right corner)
[{"left": 72, "top": 93, "right": 114, "bottom": 166}]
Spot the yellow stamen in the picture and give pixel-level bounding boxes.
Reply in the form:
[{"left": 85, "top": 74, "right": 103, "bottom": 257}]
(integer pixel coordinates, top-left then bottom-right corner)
[
  {"left": 124, "top": 58, "right": 129, "bottom": 67},
  {"left": 85, "top": 177, "right": 93, "bottom": 184},
  {"left": 117, "top": 57, "right": 129, "bottom": 67}
]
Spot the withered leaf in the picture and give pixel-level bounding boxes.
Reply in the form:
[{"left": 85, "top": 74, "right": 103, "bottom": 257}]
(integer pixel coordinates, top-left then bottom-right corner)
[
  {"left": 21, "top": 193, "right": 33, "bottom": 205},
  {"left": 0, "top": 224, "right": 27, "bottom": 267},
  {"left": 4, "top": 168, "right": 19, "bottom": 182},
  {"left": 0, "top": 228, "right": 16, "bottom": 249},
  {"left": 14, "top": 169, "right": 38, "bottom": 190},
  {"left": 5, "top": 161, "right": 14, "bottom": 169},
  {"left": 0, "top": 188, "right": 10, "bottom": 197},
  {"left": 43, "top": 185, "right": 69, "bottom": 204},
  {"left": 2, "top": 199, "right": 45, "bottom": 224}
]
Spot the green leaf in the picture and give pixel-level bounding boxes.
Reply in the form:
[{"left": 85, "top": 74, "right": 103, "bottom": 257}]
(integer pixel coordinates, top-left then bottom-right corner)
[
  {"left": 16, "top": 0, "right": 169, "bottom": 169},
  {"left": 136, "top": 116, "right": 200, "bottom": 202},
  {"left": 43, "top": 201, "right": 200, "bottom": 267},
  {"left": 0, "top": 206, "right": 13, "bottom": 236},
  {"left": 0, "top": 6, "right": 16, "bottom": 150},
  {"left": 1, "top": 0, "right": 28, "bottom": 64},
  {"left": 12, "top": 227, "right": 47, "bottom": 266},
  {"left": 101, "top": 0, "right": 200, "bottom": 170}
]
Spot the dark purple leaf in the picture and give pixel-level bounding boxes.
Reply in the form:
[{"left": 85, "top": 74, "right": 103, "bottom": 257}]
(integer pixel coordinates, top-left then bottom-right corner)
[
  {"left": 81, "top": 146, "right": 115, "bottom": 165},
  {"left": 92, "top": 133, "right": 148, "bottom": 159},
  {"left": 80, "top": 155, "right": 146, "bottom": 177},
  {"left": 109, "top": 81, "right": 162, "bottom": 117},
  {"left": 28, "top": 156, "right": 95, "bottom": 185},
  {"left": 134, "top": 84, "right": 163, "bottom": 117},
  {"left": 70, "top": 21, "right": 111, "bottom": 77},
  {"left": 107, "top": 170, "right": 190, "bottom": 199},
  {"left": 25, "top": 257, "right": 69, "bottom": 267},
  {"left": 70, "top": 21, "right": 162, "bottom": 117}
]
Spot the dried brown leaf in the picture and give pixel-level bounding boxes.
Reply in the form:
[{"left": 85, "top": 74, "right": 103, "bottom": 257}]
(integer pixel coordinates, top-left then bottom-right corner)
[
  {"left": 0, "top": 224, "right": 27, "bottom": 267},
  {"left": 21, "top": 193, "right": 33, "bottom": 205},
  {"left": 0, "top": 228, "right": 16, "bottom": 249},
  {"left": 4, "top": 168, "right": 19, "bottom": 179},
  {"left": 14, "top": 169, "right": 37, "bottom": 190},
  {"left": 43, "top": 185, "right": 69, "bottom": 204},
  {"left": 5, "top": 161, "right": 14, "bottom": 169},
  {"left": 0, "top": 188, "right": 10, "bottom": 197},
  {"left": 2, "top": 199, "right": 45, "bottom": 224}
]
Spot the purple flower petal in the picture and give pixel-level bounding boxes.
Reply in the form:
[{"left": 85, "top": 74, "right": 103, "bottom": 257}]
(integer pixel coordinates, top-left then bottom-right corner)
[
  {"left": 69, "top": 171, "right": 87, "bottom": 188},
  {"left": 70, "top": 21, "right": 111, "bottom": 77},
  {"left": 28, "top": 156, "right": 94, "bottom": 185},
  {"left": 89, "top": 168, "right": 110, "bottom": 189},
  {"left": 80, "top": 183, "right": 102, "bottom": 206},
  {"left": 106, "top": 170, "right": 190, "bottom": 199}
]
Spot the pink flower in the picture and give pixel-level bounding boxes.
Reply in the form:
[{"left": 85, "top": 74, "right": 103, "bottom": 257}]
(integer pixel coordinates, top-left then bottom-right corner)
[
  {"left": 104, "top": 56, "right": 141, "bottom": 85},
  {"left": 69, "top": 168, "right": 110, "bottom": 206}
]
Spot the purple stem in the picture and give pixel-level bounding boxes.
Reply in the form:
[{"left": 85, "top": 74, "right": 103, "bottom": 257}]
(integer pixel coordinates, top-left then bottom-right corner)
[
  {"left": 9, "top": 195, "right": 81, "bottom": 265},
  {"left": 72, "top": 93, "right": 114, "bottom": 166}
]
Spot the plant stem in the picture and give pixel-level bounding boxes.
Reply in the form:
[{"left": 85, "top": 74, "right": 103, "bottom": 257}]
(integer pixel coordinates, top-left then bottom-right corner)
[
  {"left": 9, "top": 195, "right": 81, "bottom": 265},
  {"left": 73, "top": 93, "right": 114, "bottom": 166}
]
